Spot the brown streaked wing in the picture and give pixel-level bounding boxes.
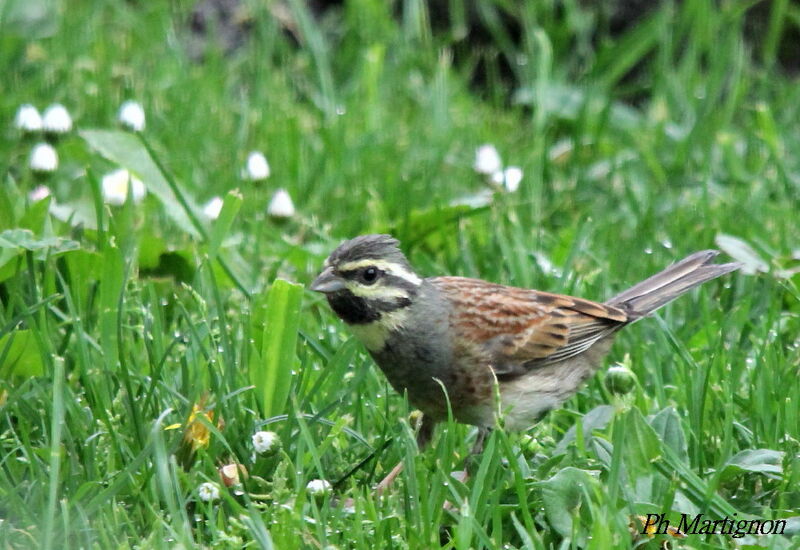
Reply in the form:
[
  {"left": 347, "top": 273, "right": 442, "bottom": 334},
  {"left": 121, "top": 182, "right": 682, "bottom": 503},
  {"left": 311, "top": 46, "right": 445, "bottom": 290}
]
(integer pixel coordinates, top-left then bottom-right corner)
[{"left": 430, "top": 276, "right": 629, "bottom": 374}]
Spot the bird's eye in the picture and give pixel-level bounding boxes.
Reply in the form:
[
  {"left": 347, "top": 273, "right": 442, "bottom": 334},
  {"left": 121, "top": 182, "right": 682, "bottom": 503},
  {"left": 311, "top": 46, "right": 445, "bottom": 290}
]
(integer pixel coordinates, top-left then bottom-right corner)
[{"left": 360, "top": 266, "right": 380, "bottom": 285}]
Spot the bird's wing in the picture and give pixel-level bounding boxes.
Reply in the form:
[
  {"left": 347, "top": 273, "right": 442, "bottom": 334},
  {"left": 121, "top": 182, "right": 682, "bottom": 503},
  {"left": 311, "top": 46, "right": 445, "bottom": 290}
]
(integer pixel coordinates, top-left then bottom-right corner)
[{"left": 430, "top": 277, "right": 629, "bottom": 379}]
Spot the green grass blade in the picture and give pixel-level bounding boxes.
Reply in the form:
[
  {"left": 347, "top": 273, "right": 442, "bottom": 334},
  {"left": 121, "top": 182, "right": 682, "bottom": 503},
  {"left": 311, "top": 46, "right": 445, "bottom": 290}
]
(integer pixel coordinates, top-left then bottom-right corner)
[
  {"left": 207, "top": 190, "right": 242, "bottom": 260},
  {"left": 251, "top": 279, "right": 303, "bottom": 418}
]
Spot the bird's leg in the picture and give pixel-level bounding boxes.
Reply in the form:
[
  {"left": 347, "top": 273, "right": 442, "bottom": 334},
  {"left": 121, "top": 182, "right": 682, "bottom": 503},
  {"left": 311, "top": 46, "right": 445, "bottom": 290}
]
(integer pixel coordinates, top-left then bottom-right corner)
[
  {"left": 470, "top": 427, "right": 490, "bottom": 455},
  {"left": 374, "top": 460, "right": 404, "bottom": 496},
  {"left": 449, "top": 427, "right": 491, "bottom": 488},
  {"left": 375, "top": 413, "right": 434, "bottom": 496},
  {"left": 442, "top": 427, "right": 492, "bottom": 513},
  {"left": 415, "top": 413, "right": 435, "bottom": 449}
]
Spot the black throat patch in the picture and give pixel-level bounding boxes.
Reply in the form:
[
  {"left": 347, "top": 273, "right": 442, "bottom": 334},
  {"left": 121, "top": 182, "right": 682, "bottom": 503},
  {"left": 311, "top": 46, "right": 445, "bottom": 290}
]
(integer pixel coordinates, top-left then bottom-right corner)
[{"left": 326, "top": 290, "right": 412, "bottom": 325}]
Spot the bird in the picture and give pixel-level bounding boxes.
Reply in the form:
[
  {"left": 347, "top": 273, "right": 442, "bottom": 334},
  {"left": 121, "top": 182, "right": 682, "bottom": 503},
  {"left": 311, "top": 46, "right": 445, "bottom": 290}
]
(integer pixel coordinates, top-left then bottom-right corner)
[{"left": 310, "top": 234, "right": 739, "bottom": 487}]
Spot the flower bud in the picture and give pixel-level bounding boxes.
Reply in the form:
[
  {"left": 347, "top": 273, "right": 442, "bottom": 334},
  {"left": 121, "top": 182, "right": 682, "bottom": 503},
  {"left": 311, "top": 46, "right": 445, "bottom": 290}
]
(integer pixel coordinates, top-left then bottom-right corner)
[
  {"left": 118, "top": 100, "right": 146, "bottom": 132},
  {"left": 605, "top": 365, "right": 637, "bottom": 395},
  {"left": 42, "top": 103, "right": 73, "bottom": 134},
  {"left": 15, "top": 104, "right": 43, "bottom": 132},
  {"left": 474, "top": 144, "right": 502, "bottom": 175},
  {"left": 101, "top": 169, "right": 146, "bottom": 205},
  {"left": 202, "top": 196, "right": 224, "bottom": 220},
  {"left": 243, "top": 151, "right": 270, "bottom": 181},
  {"left": 306, "top": 479, "right": 332, "bottom": 499},
  {"left": 252, "top": 430, "right": 281, "bottom": 456},
  {"left": 29, "top": 143, "right": 58, "bottom": 172},
  {"left": 218, "top": 462, "right": 247, "bottom": 487},
  {"left": 267, "top": 188, "right": 295, "bottom": 219}
]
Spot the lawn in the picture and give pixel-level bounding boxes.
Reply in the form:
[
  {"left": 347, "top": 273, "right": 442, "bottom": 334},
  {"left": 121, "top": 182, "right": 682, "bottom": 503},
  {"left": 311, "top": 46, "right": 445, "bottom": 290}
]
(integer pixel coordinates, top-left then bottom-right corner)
[{"left": 1, "top": 1, "right": 799, "bottom": 548}]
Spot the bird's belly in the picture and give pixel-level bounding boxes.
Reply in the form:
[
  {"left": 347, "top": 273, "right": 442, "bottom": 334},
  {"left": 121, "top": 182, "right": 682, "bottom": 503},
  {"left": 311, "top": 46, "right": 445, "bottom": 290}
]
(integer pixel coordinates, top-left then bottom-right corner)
[
  {"left": 497, "top": 349, "right": 608, "bottom": 430},
  {"left": 372, "top": 346, "right": 495, "bottom": 426}
]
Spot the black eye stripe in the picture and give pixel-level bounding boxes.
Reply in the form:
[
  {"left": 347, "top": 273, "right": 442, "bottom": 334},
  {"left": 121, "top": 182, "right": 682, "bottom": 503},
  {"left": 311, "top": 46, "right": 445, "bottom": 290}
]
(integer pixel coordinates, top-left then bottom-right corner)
[
  {"left": 338, "top": 268, "right": 385, "bottom": 280},
  {"left": 337, "top": 269, "right": 359, "bottom": 280}
]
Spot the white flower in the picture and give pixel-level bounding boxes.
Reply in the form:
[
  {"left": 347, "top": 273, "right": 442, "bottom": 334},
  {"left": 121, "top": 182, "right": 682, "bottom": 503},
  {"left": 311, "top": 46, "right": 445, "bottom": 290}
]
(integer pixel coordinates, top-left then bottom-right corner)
[
  {"left": 15, "top": 104, "right": 42, "bottom": 132},
  {"left": 197, "top": 482, "right": 220, "bottom": 502},
  {"left": 473, "top": 144, "right": 502, "bottom": 175},
  {"left": 252, "top": 430, "right": 280, "bottom": 454},
  {"left": 489, "top": 171, "right": 504, "bottom": 187},
  {"left": 29, "top": 185, "right": 52, "bottom": 201},
  {"left": 502, "top": 166, "right": 523, "bottom": 192},
  {"left": 267, "top": 188, "right": 295, "bottom": 219},
  {"left": 489, "top": 166, "right": 523, "bottom": 192},
  {"left": 101, "top": 169, "right": 146, "bottom": 205},
  {"left": 42, "top": 103, "right": 73, "bottom": 133},
  {"left": 306, "top": 479, "right": 332, "bottom": 498},
  {"left": 243, "top": 151, "right": 270, "bottom": 181},
  {"left": 118, "top": 100, "right": 146, "bottom": 132},
  {"left": 29, "top": 143, "right": 58, "bottom": 172},
  {"left": 202, "top": 196, "right": 224, "bottom": 220}
]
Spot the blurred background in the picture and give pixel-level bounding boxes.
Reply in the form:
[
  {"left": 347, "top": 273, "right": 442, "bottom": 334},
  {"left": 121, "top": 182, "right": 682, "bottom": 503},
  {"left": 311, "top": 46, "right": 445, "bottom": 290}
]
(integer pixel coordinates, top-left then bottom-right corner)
[{"left": 1, "top": 1, "right": 799, "bottom": 548}]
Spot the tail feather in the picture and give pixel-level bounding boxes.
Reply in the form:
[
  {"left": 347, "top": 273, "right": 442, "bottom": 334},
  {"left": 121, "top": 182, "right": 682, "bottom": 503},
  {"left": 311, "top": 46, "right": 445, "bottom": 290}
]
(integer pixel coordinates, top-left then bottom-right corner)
[{"left": 606, "top": 250, "right": 740, "bottom": 318}]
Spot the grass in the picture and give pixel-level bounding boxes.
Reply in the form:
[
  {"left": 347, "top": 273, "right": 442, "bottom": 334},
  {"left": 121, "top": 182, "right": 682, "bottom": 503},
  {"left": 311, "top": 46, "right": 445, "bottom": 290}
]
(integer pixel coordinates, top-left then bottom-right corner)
[{"left": 1, "top": 0, "right": 799, "bottom": 548}]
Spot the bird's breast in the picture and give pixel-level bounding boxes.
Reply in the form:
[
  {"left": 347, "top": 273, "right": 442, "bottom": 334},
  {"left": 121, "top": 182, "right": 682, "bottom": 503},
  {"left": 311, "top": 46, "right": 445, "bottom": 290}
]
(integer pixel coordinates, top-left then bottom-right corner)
[{"left": 369, "top": 328, "right": 497, "bottom": 426}]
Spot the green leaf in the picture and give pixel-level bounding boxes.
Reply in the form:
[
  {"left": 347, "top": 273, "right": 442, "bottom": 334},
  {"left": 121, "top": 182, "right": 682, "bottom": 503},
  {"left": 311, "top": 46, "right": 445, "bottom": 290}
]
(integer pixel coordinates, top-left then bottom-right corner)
[
  {"left": 513, "top": 83, "right": 642, "bottom": 131},
  {"left": 555, "top": 404, "right": 615, "bottom": 454},
  {"left": 782, "top": 516, "right": 800, "bottom": 536},
  {"left": 0, "top": 177, "right": 18, "bottom": 231},
  {"left": 649, "top": 407, "right": 688, "bottom": 464},
  {"left": 138, "top": 230, "right": 168, "bottom": 270},
  {"left": 0, "top": 229, "right": 80, "bottom": 282},
  {"left": 80, "top": 129, "right": 201, "bottom": 238},
  {"left": 0, "top": 229, "right": 79, "bottom": 254},
  {"left": 49, "top": 198, "right": 99, "bottom": 230},
  {"left": 720, "top": 449, "right": 784, "bottom": 481},
  {"left": 535, "top": 467, "right": 599, "bottom": 539},
  {"left": 0, "top": 330, "right": 44, "bottom": 379},
  {"left": 626, "top": 408, "right": 662, "bottom": 466},
  {"left": 18, "top": 195, "right": 52, "bottom": 234},
  {"left": 250, "top": 279, "right": 304, "bottom": 418},
  {"left": 63, "top": 250, "right": 103, "bottom": 315},
  {"left": 715, "top": 234, "right": 769, "bottom": 275}
]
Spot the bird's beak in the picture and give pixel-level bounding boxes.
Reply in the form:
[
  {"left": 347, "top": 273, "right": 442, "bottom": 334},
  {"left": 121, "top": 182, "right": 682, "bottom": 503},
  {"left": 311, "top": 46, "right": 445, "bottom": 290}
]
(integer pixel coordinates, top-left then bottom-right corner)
[{"left": 309, "top": 266, "right": 346, "bottom": 293}]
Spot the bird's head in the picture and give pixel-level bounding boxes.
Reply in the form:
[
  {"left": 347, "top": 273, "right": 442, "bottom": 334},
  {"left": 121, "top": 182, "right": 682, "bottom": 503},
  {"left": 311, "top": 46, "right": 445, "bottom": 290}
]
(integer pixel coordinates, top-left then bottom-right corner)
[{"left": 310, "top": 234, "right": 422, "bottom": 326}]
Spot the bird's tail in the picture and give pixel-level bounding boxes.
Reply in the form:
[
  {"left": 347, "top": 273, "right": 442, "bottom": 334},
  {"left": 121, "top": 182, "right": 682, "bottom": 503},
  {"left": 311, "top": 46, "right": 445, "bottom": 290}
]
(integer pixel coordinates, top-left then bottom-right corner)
[{"left": 605, "top": 250, "right": 740, "bottom": 319}]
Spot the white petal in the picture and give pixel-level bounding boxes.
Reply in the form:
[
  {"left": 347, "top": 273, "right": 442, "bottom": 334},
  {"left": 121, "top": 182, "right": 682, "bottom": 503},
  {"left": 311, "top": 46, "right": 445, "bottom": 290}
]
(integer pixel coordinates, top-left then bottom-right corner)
[
  {"left": 267, "top": 188, "right": 295, "bottom": 218},
  {"left": 101, "top": 169, "right": 146, "bottom": 205},
  {"left": 474, "top": 144, "right": 502, "bottom": 175},
  {"left": 15, "top": 104, "right": 42, "bottom": 132},
  {"left": 306, "top": 479, "right": 332, "bottom": 496},
  {"left": 42, "top": 103, "right": 73, "bottom": 133},
  {"left": 118, "top": 100, "right": 146, "bottom": 132},
  {"left": 252, "top": 430, "right": 279, "bottom": 454},
  {"left": 29, "top": 185, "right": 52, "bottom": 201},
  {"left": 197, "top": 482, "right": 220, "bottom": 502},
  {"left": 29, "top": 143, "right": 58, "bottom": 172},
  {"left": 202, "top": 196, "right": 224, "bottom": 220},
  {"left": 130, "top": 178, "right": 146, "bottom": 202},
  {"left": 244, "top": 151, "right": 270, "bottom": 180},
  {"left": 503, "top": 166, "right": 523, "bottom": 192}
]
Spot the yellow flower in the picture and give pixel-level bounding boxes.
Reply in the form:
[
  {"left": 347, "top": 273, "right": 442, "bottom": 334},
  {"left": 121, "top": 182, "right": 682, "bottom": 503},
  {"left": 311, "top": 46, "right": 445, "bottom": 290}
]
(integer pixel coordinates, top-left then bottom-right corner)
[{"left": 184, "top": 402, "right": 215, "bottom": 451}]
